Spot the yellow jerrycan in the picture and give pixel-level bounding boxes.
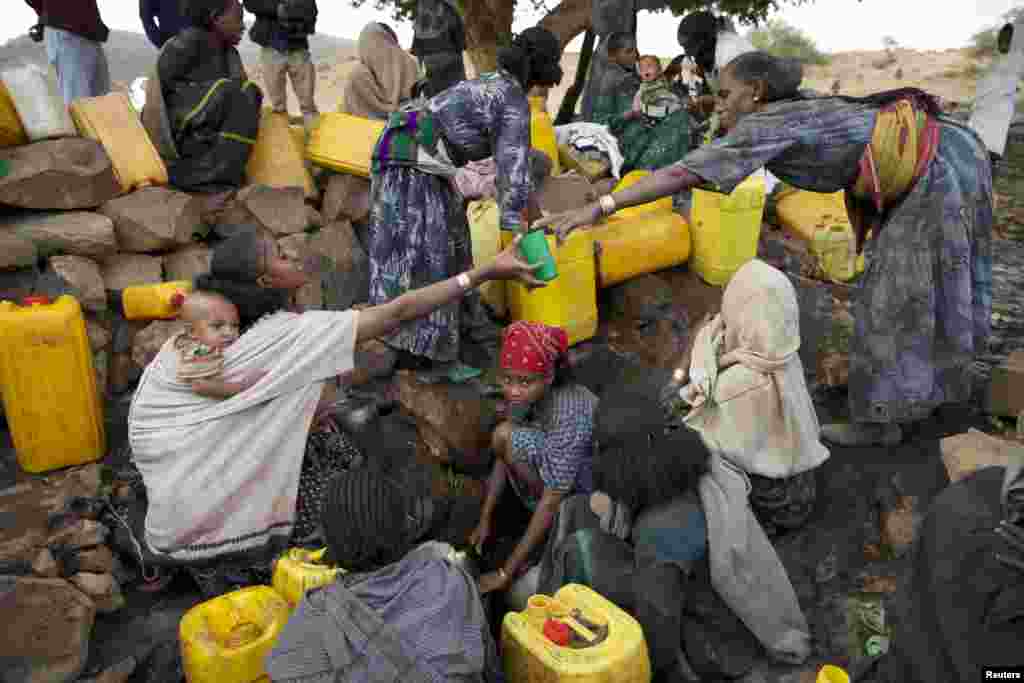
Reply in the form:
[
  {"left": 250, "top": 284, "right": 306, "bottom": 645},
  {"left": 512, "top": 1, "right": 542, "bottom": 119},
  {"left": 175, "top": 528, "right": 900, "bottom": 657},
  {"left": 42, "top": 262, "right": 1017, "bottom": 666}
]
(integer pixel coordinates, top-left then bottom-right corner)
[
  {"left": 812, "top": 223, "right": 857, "bottom": 283},
  {"left": 818, "top": 665, "right": 850, "bottom": 683},
  {"left": 501, "top": 229, "right": 598, "bottom": 346},
  {"left": 774, "top": 185, "right": 864, "bottom": 281},
  {"left": 592, "top": 211, "right": 691, "bottom": 287},
  {"left": 468, "top": 199, "right": 506, "bottom": 316},
  {"left": 0, "top": 295, "right": 105, "bottom": 473},
  {"left": 70, "top": 92, "right": 169, "bottom": 193},
  {"left": 0, "top": 80, "right": 27, "bottom": 148},
  {"left": 247, "top": 109, "right": 317, "bottom": 199},
  {"left": 502, "top": 584, "right": 652, "bottom": 683},
  {"left": 122, "top": 280, "right": 193, "bottom": 320},
  {"left": 529, "top": 96, "right": 561, "bottom": 175},
  {"left": 690, "top": 171, "right": 767, "bottom": 286},
  {"left": 611, "top": 170, "right": 673, "bottom": 219},
  {"left": 272, "top": 547, "right": 343, "bottom": 609},
  {"left": 180, "top": 585, "right": 291, "bottom": 683},
  {"left": 306, "top": 112, "right": 386, "bottom": 178}
]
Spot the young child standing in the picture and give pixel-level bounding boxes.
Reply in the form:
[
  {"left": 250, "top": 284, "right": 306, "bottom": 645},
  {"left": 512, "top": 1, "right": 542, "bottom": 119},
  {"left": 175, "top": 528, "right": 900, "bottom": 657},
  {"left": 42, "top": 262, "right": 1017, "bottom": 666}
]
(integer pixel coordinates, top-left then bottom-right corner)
[
  {"left": 629, "top": 55, "right": 685, "bottom": 124},
  {"left": 245, "top": 0, "right": 319, "bottom": 129},
  {"left": 176, "top": 291, "right": 266, "bottom": 399}
]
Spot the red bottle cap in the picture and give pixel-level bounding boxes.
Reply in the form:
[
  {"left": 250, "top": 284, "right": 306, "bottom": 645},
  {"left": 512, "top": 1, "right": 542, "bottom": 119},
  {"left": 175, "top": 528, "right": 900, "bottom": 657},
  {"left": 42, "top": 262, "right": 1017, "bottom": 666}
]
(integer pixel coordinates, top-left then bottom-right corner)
[
  {"left": 22, "top": 295, "right": 50, "bottom": 306},
  {"left": 543, "top": 619, "right": 570, "bottom": 646}
]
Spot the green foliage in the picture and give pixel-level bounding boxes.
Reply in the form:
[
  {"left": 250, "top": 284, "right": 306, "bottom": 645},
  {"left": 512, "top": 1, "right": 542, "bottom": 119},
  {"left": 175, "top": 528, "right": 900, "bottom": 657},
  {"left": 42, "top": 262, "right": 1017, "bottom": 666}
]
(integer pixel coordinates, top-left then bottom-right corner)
[
  {"left": 347, "top": 0, "right": 548, "bottom": 23},
  {"left": 748, "top": 19, "right": 829, "bottom": 64},
  {"left": 352, "top": 0, "right": 818, "bottom": 30},
  {"left": 659, "top": 0, "right": 812, "bottom": 27},
  {"left": 970, "top": 6, "right": 1024, "bottom": 58}
]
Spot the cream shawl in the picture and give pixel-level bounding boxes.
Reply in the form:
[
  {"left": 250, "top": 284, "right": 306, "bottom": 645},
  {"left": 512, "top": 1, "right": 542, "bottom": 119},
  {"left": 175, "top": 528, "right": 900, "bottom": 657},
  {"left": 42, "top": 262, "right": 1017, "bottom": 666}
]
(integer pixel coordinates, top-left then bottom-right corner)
[
  {"left": 129, "top": 310, "right": 358, "bottom": 562},
  {"left": 682, "top": 259, "right": 828, "bottom": 664},
  {"left": 341, "top": 23, "right": 419, "bottom": 119}
]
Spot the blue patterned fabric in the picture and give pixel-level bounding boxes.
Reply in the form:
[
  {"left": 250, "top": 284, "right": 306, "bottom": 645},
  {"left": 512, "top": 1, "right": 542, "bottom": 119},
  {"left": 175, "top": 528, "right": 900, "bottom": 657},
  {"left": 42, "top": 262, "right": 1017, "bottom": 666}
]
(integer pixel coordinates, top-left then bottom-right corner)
[
  {"left": 679, "top": 98, "right": 993, "bottom": 424},
  {"left": 508, "top": 385, "right": 599, "bottom": 509},
  {"left": 367, "top": 72, "right": 532, "bottom": 361}
]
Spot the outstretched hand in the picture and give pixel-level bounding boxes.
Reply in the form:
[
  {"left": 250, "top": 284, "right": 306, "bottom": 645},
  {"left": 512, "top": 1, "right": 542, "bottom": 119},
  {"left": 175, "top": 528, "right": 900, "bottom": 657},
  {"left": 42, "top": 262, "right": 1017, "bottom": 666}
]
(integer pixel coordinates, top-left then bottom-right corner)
[
  {"left": 488, "top": 235, "right": 546, "bottom": 288},
  {"left": 532, "top": 202, "right": 602, "bottom": 245}
]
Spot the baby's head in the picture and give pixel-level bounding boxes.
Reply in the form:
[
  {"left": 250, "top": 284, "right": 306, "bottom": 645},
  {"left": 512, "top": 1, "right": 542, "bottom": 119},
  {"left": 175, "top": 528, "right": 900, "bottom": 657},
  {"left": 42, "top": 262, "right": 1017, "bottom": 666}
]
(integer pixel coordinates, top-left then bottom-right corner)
[
  {"left": 181, "top": 291, "right": 241, "bottom": 350},
  {"left": 638, "top": 55, "right": 663, "bottom": 82}
]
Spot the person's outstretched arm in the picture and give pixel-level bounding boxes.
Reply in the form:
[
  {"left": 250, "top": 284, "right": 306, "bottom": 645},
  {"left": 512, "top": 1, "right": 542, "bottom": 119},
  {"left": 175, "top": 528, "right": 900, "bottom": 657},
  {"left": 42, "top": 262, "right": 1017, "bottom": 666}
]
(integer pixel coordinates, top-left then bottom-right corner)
[
  {"left": 536, "top": 165, "right": 705, "bottom": 242},
  {"left": 355, "top": 235, "right": 541, "bottom": 344}
]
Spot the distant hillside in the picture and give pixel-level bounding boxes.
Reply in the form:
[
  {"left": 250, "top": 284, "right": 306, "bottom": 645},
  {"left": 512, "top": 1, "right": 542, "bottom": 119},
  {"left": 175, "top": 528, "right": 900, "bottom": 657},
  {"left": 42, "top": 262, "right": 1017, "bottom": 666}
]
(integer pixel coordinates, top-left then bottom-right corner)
[{"left": 0, "top": 29, "right": 356, "bottom": 86}]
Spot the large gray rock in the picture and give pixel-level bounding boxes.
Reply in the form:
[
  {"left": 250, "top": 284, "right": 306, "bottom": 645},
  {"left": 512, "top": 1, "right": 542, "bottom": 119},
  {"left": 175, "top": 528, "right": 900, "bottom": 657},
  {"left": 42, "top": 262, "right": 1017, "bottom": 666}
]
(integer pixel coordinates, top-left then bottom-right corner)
[
  {"left": 322, "top": 174, "right": 370, "bottom": 224},
  {"left": 0, "top": 465, "right": 102, "bottom": 566},
  {"left": 0, "top": 576, "right": 97, "bottom": 683},
  {"left": 0, "top": 138, "right": 121, "bottom": 210},
  {"left": 162, "top": 244, "right": 211, "bottom": 282},
  {"left": 84, "top": 315, "right": 112, "bottom": 352},
  {"left": 70, "top": 572, "right": 125, "bottom": 614},
  {"left": 99, "top": 187, "right": 204, "bottom": 253},
  {"left": 100, "top": 254, "right": 163, "bottom": 291},
  {"left": 309, "top": 221, "right": 370, "bottom": 310},
  {"left": 217, "top": 184, "right": 308, "bottom": 237},
  {"left": 48, "top": 255, "right": 106, "bottom": 313},
  {"left": 0, "top": 211, "right": 117, "bottom": 260},
  {"left": 0, "top": 232, "right": 38, "bottom": 270},
  {"left": 131, "top": 319, "right": 186, "bottom": 369}
]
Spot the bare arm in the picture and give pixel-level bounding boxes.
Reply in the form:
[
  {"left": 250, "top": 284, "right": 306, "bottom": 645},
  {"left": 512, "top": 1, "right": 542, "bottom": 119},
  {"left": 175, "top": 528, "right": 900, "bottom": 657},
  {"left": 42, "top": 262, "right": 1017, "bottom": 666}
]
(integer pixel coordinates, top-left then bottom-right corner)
[
  {"left": 355, "top": 235, "right": 540, "bottom": 345},
  {"left": 537, "top": 165, "right": 705, "bottom": 243},
  {"left": 504, "top": 488, "right": 564, "bottom": 577}
]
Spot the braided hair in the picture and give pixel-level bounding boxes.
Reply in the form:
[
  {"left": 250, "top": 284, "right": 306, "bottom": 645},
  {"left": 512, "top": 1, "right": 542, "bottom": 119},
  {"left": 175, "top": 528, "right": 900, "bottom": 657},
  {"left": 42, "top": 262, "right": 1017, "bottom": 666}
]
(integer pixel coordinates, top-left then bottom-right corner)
[
  {"left": 321, "top": 468, "right": 412, "bottom": 572},
  {"left": 593, "top": 387, "right": 709, "bottom": 512},
  {"left": 194, "top": 226, "right": 290, "bottom": 329},
  {"left": 497, "top": 26, "right": 564, "bottom": 91}
]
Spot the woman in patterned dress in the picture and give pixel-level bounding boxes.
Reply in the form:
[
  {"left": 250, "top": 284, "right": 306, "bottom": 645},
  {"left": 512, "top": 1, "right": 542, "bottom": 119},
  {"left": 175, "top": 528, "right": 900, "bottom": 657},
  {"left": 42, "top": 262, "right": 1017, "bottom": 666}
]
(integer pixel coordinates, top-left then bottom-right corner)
[
  {"left": 540, "top": 51, "right": 993, "bottom": 448},
  {"left": 468, "top": 322, "right": 600, "bottom": 595},
  {"left": 367, "top": 27, "right": 563, "bottom": 369}
]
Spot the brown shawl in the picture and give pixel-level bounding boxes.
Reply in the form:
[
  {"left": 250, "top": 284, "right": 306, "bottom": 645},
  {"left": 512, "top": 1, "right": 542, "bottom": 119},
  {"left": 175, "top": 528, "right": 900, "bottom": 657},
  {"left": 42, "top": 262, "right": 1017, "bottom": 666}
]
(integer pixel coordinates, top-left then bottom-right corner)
[{"left": 340, "top": 23, "right": 419, "bottom": 119}]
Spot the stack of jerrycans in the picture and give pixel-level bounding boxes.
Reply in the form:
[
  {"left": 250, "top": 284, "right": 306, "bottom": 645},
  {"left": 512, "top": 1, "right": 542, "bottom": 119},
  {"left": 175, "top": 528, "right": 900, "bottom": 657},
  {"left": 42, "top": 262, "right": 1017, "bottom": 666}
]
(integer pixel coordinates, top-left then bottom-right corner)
[{"left": 0, "top": 295, "right": 105, "bottom": 473}]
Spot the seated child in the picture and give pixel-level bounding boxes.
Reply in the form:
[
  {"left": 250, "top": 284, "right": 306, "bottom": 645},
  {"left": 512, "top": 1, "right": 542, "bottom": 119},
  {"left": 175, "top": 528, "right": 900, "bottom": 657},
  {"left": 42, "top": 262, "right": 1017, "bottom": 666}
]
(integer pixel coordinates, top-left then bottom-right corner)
[
  {"left": 176, "top": 291, "right": 265, "bottom": 399},
  {"left": 629, "top": 55, "right": 685, "bottom": 124}
]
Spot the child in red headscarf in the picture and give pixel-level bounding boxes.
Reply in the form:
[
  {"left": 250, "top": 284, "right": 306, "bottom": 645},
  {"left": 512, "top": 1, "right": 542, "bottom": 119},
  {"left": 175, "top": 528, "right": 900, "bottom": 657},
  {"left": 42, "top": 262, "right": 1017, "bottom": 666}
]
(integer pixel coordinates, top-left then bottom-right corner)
[{"left": 469, "top": 321, "right": 599, "bottom": 594}]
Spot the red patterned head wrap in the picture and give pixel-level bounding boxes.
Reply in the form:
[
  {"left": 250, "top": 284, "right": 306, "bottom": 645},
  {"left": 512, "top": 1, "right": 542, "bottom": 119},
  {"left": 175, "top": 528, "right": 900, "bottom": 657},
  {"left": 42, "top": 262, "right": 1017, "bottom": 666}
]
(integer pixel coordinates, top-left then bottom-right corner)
[{"left": 500, "top": 321, "right": 569, "bottom": 379}]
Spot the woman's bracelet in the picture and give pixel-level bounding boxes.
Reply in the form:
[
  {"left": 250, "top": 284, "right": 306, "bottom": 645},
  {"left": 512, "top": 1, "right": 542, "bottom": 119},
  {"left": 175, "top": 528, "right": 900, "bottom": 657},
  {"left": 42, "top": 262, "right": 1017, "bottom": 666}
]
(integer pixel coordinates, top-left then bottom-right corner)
[
  {"left": 456, "top": 272, "right": 472, "bottom": 290},
  {"left": 598, "top": 194, "right": 617, "bottom": 217}
]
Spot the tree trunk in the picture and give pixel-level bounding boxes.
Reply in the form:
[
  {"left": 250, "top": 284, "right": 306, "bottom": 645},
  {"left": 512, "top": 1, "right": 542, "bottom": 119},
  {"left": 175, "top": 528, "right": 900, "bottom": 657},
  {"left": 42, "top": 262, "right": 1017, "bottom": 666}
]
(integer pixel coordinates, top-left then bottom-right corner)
[
  {"left": 539, "top": 0, "right": 594, "bottom": 51},
  {"left": 462, "top": 0, "right": 515, "bottom": 75}
]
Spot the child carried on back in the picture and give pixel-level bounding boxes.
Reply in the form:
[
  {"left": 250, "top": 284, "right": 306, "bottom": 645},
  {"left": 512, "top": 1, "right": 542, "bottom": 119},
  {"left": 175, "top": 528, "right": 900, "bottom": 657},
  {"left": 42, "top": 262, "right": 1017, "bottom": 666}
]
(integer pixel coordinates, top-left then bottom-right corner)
[
  {"left": 176, "top": 291, "right": 266, "bottom": 399},
  {"left": 628, "top": 55, "right": 685, "bottom": 125}
]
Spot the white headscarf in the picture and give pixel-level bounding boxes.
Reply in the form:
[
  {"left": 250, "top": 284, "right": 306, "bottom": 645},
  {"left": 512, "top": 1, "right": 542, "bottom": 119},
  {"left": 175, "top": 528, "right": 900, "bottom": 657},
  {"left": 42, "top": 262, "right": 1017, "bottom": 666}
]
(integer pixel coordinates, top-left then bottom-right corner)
[
  {"left": 681, "top": 259, "right": 824, "bottom": 665},
  {"left": 682, "top": 258, "right": 829, "bottom": 477}
]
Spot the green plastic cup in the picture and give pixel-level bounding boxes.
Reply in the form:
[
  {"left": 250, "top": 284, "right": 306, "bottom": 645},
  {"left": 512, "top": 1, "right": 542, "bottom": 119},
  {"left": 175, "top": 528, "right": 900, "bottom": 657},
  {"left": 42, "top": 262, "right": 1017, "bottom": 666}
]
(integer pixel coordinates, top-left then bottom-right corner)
[{"left": 518, "top": 229, "right": 558, "bottom": 282}]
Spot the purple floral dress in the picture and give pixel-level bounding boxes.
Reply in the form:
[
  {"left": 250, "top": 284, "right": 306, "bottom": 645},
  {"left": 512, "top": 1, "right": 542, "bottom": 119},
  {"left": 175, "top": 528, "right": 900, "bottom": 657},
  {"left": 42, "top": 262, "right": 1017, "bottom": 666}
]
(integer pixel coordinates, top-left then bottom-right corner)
[
  {"left": 679, "top": 97, "right": 993, "bottom": 424},
  {"left": 367, "top": 71, "right": 531, "bottom": 361}
]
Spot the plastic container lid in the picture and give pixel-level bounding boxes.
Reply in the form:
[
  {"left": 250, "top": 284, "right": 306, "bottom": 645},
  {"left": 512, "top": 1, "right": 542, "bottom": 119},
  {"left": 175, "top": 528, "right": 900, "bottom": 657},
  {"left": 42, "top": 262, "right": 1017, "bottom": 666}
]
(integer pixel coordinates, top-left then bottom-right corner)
[
  {"left": 22, "top": 295, "right": 50, "bottom": 306},
  {"left": 543, "top": 618, "right": 571, "bottom": 646}
]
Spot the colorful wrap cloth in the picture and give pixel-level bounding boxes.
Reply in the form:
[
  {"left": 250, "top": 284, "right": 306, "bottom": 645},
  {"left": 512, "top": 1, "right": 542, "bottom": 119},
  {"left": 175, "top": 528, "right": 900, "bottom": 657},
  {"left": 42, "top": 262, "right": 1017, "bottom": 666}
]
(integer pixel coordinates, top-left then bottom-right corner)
[
  {"left": 500, "top": 321, "right": 569, "bottom": 379},
  {"left": 371, "top": 108, "right": 458, "bottom": 177},
  {"left": 174, "top": 335, "right": 225, "bottom": 382},
  {"left": 847, "top": 96, "right": 940, "bottom": 250}
]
